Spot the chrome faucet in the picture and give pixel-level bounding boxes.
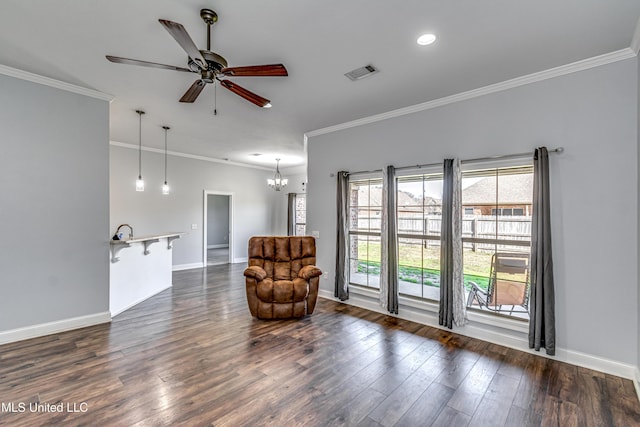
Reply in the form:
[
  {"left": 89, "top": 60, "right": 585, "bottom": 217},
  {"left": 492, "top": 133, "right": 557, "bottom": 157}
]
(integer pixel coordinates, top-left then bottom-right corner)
[{"left": 113, "top": 224, "right": 133, "bottom": 240}]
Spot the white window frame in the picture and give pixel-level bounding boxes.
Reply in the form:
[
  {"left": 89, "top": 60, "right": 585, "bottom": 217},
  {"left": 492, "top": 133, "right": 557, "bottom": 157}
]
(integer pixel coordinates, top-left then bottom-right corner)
[
  {"left": 347, "top": 174, "right": 383, "bottom": 290},
  {"left": 293, "top": 193, "right": 306, "bottom": 236},
  {"left": 395, "top": 166, "right": 444, "bottom": 301}
]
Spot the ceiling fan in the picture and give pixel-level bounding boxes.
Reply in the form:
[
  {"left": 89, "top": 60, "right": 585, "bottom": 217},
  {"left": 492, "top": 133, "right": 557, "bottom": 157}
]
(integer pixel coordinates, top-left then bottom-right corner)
[{"left": 106, "top": 9, "right": 287, "bottom": 108}]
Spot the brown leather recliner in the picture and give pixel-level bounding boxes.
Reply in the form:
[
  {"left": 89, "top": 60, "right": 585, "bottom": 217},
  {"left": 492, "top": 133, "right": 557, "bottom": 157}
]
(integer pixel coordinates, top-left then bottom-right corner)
[{"left": 244, "top": 236, "right": 322, "bottom": 319}]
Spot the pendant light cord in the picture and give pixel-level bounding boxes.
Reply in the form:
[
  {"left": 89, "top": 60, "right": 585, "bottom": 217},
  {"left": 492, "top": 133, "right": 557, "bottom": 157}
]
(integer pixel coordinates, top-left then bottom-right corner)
[
  {"left": 136, "top": 110, "right": 145, "bottom": 178},
  {"left": 163, "top": 126, "right": 170, "bottom": 183}
]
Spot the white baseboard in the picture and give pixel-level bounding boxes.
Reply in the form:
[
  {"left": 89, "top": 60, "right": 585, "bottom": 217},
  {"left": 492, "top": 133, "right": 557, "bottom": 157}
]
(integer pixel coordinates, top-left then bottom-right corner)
[
  {"left": 232, "top": 257, "right": 248, "bottom": 264},
  {"left": 110, "top": 284, "right": 172, "bottom": 317},
  {"left": 317, "top": 289, "right": 638, "bottom": 381},
  {"left": 172, "top": 262, "right": 205, "bottom": 271},
  {"left": 207, "top": 244, "right": 229, "bottom": 249},
  {"left": 0, "top": 311, "right": 111, "bottom": 345}
]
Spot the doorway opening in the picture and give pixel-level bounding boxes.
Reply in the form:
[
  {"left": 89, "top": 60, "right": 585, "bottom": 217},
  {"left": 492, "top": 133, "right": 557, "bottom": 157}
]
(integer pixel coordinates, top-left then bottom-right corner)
[{"left": 203, "top": 191, "right": 233, "bottom": 266}]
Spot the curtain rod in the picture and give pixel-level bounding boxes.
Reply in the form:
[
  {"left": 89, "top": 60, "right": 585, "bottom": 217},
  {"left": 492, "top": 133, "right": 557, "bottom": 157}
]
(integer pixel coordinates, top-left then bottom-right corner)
[{"left": 340, "top": 147, "right": 564, "bottom": 176}]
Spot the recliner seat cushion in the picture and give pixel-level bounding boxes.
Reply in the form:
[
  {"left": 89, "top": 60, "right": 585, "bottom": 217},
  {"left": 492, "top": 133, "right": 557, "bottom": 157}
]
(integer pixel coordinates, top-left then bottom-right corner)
[{"left": 256, "top": 278, "right": 309, "bottom": 303}]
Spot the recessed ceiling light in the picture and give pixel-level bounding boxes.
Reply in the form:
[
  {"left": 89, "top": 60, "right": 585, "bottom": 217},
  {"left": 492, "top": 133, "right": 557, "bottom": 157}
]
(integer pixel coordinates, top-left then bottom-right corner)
[{"left": 417, "top": 33, "right": 436, "bottom": 46}]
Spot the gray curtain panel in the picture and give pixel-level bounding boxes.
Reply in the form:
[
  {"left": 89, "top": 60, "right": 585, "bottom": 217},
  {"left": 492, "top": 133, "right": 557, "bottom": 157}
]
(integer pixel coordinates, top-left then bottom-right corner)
[
  {"left": 529, "top": 147, "right": 556, "bottom": 355},
  {"left": 335, "top": 171, "right": 350, "bottom": 301},
  {"left": 439, "top": 159, "right": 454, "bottom": 328},
  {"left": 287, "top": 193, "right": 296, "bottom": 236},
  {"left": 450, "top": 159, "right": 466, "bottom": 327},
  {"left": 380, "top": 165, "right": 399, "bottom": 314}
]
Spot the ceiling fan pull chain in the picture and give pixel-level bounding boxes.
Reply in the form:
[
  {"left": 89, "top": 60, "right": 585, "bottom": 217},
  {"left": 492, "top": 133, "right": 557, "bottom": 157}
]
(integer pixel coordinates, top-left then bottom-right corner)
[{"left": 214, "top": 81, "right": 217, "bottom": 115}]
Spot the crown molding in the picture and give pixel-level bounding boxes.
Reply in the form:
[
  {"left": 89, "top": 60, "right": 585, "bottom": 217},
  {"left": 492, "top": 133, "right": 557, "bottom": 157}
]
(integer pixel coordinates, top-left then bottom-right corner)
[
  {"left": 109, "top": 140, "right": 274, "bottom": 171},
  {"left": 305, "top": 48, "right": 637, "bottom": 139},
  {"left": 631, "top": 16, "right": 640, "bottom": 55},
  {"left": 0, "top": 63, "right": 113, "bottom": 102}
]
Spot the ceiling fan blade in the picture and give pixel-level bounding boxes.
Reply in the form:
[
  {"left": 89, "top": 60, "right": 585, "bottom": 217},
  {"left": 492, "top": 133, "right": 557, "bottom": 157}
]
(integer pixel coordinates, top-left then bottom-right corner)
[
  {"left": 219, "top": 80, "right": 271, "bottom": 108},
  {"left": 221, "top": 64, "right": 288, "bottom": 77},
  {"left": 106, "top": 55, "right": 193, "bottom": 72},
  {"left": 180, "top": 80, "right": 207, "bottom": 103},
  {"left": 158, "top": 19, "right": 208, "bottom": 70}
]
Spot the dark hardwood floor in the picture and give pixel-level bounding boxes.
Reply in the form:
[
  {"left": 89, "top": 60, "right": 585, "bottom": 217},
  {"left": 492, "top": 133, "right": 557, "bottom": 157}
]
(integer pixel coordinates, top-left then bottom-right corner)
[{"left": 1, "top": 263, "right": 639, "bottom": 426}]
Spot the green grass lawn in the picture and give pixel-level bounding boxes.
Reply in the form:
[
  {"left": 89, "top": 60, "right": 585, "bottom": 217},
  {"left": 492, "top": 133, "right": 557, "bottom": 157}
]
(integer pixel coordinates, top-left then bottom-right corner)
[
  {"left": 355, "top": 260, "right": 490, "bottom": 290},
  {"left": 355, "top": 241, "right": 498, "bottom": 291}
]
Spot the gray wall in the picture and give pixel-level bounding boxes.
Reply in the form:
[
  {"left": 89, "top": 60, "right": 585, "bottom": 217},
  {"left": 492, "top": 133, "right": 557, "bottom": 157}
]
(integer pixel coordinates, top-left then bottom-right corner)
[
  {"left": 307, "top": 57, "right": 639, "bottom": 365},
  {"left": 637, "top": 52, "right": 640, "bottom": 374},
  {"left": 0, "top": 74, "right": 110, "bottom": 331},
  {"left": 207, "top": 194, "right": 229, "bottom": 247},
  {"left": 110, "top": 146, "right": 282, "bottom": 266}
]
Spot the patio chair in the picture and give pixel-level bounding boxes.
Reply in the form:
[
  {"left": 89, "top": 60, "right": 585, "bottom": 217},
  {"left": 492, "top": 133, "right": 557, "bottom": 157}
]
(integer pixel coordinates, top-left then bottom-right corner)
[{"left": 466, "top": 252, "right": 529, "bottom": 315}]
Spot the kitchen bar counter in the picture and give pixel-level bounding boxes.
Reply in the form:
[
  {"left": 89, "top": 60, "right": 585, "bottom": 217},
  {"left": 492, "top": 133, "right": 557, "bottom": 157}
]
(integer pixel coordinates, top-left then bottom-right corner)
[
  {"left": 109, "top": 232, "right": 184, "bottom": 316},
  {"left": 110, "top": 232, "right": 183, "bottom": 263}
]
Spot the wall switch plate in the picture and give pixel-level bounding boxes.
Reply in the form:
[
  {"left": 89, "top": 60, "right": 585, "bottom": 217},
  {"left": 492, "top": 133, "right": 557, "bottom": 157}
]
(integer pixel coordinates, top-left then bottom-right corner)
[{"left": 191, "top": 224, "right": 198, "bottom": 230}]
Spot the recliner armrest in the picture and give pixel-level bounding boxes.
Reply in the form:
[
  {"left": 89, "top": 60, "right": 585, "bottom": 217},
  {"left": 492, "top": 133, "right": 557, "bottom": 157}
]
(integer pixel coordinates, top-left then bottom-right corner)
[
  {"left": 244, "top": 266, "right": 267, "bottom": 281},
  {"left": 299, "top": 265, "right": 322, "bottom": 280}
]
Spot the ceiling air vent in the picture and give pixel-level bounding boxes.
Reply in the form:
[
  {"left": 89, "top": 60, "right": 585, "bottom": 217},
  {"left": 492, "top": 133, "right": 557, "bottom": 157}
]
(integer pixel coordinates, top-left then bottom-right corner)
[{"left": 344, "top": 64, "right": 379, "bottom": 81}]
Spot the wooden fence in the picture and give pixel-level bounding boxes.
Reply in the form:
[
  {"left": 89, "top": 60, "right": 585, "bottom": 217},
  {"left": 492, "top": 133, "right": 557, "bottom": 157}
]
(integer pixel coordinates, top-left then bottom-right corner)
[{"left": 355, "top": 214, "right": 531, "bottom": 251}]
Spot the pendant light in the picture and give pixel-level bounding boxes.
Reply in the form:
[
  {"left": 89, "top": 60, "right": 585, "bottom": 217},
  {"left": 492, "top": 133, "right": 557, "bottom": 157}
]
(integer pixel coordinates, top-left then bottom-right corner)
[
  {"left": 267, "top": 158, "right": 288, "bottom": 191},
  {"left": 162, "top": 125, "right": 170, "bottom": 195},
  {"left": 135, "top": 110, "right": 145, "bottom": 191}
]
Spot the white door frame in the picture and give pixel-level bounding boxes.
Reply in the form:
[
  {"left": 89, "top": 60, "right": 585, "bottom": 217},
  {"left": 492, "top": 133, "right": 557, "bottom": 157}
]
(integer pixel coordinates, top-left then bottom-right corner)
[{"left": 203, "top": 190, "right": 234, "bottom": 265}]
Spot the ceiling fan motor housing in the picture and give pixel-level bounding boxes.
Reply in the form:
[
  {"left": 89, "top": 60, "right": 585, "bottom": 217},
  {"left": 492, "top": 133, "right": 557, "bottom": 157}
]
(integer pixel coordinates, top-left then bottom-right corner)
[{"left": 189, "top": 50, "right": 228, "bottom": 79}]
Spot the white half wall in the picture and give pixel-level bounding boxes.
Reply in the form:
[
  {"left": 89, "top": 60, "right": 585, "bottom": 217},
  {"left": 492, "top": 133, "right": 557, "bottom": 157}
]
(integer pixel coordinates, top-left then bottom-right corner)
[
  {"left": 0, "top": 71, "right": 110, "bottom": 333},
  {"left": 110, "top": 146, "right": 284, "bottom": 266},
  {"left": 307, "top": 56, "right": 639, "bottom": 367}
]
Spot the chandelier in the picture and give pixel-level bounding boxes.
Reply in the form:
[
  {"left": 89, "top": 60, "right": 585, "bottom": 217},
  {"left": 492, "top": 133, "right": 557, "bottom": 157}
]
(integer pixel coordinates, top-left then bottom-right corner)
[{"left": 267, "top": 158, "right": 288, "bottom": 191}]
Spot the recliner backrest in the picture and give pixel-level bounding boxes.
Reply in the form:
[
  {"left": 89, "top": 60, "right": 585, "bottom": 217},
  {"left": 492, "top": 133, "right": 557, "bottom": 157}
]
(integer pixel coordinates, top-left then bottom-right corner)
[{"left": 248, "top": 236, "right": 316, "bottom": 280}]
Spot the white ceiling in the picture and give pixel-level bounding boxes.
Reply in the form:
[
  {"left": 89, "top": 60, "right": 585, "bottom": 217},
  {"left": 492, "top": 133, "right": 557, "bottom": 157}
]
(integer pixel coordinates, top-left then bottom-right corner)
[{"left": 1, "top": 1, "right": 639, "bottom": 172}]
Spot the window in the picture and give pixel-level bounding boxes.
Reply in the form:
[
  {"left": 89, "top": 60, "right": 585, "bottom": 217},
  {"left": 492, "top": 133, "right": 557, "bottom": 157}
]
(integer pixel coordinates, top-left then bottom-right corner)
[
  {"left": 396, "top": 173, "right": 443, "bottom": 300},
  {"left": 462, "top": 165, "right": 533, "bottom": 319},
  {"left": 294, "top": 194, "right": 306, "bottom": 236},
  {"left": 491, "top": 207, "right": 525, "bottom": 216},
  {"left": 343, "top": 161, "right": 534, "bottom": 321},
  {"left": 348, "top": 178, "right": 382, "bottom": 289}
]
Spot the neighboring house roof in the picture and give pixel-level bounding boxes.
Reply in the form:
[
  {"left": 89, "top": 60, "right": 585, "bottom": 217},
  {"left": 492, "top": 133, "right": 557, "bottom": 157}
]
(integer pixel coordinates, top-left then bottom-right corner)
[
  {"left": 356, "top": 187, "right": 437, "bottom": 208},
  {"left": 462, "top": 174, "right": 533, "bottom": 205},
  {"left": 354, "top": 174, "right": 532, "bottom": 207}
]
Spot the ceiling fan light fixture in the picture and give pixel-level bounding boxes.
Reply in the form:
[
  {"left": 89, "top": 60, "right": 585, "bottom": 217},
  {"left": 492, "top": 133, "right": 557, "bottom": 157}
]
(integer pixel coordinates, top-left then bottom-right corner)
[
  {"left": 417, "top": 33, "right": 437, "bottom": 46},
  {"left": 264, "top": 103, "right": 272, "bottom": 109}
]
